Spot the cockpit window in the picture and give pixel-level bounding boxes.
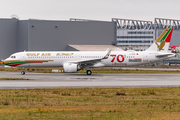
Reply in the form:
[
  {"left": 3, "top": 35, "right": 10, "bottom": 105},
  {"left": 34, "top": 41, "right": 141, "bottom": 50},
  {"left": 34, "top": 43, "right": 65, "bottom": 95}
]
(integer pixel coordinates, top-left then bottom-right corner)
[{"left": 11, "top": 56, "right": 16, "bottom": 58}]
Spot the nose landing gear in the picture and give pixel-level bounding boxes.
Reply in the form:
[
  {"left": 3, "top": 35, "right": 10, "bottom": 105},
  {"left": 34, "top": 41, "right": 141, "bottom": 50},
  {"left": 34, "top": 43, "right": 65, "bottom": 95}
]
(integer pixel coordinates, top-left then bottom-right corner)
[
  {"left": 21, "top": 71, "right": 25, "bottom": 75},
  {"left": 21, "top": 67, "right": 25, "bottom": 75}
]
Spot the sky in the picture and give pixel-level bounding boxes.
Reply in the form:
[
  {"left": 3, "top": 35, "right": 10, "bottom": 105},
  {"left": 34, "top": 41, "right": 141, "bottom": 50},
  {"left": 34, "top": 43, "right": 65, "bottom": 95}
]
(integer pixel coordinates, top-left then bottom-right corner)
[{"left": 0, "top": 0, "right": 179, "bottom": 21}]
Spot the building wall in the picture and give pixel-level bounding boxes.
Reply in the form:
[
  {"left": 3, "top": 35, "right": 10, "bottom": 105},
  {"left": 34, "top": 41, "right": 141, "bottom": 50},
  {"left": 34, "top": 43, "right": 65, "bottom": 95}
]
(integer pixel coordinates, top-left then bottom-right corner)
[
  {"left": 0, "top": 19, "right": 116, "bottom": 59},
  {"left": 0, "top": 19, "right": 18, "bottom": 60},
  {"left": 17, "top": 20, "right": 28, "bottom": 52},
  {"left": 28, "top": 20, "right": 116, "bottom": 51}
]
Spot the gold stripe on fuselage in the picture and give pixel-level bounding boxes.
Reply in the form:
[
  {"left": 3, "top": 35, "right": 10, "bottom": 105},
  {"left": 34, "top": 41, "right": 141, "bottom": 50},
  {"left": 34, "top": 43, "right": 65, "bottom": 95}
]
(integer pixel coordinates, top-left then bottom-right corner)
[{"left": 3, "top": 60, "right": 20, "bottom": 63}]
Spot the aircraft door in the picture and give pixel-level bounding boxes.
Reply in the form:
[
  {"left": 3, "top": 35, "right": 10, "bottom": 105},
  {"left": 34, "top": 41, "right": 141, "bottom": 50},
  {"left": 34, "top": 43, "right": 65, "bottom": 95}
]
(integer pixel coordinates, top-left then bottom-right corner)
[
  {"left": 75, "top": 53, "right": 81, "bottom": 60},
  {"left": 20, "top": 52, "right": 25, "bottom": 61},
  {"left": 143, "top": 52, "right": 148, "bottom": 62}
]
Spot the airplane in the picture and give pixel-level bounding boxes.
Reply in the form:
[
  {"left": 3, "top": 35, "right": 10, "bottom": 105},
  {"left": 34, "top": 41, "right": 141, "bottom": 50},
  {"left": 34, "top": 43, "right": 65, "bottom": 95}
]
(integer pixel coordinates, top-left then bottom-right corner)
[{"left": 0, "top": 28, "right": 175, "bottom": 75}]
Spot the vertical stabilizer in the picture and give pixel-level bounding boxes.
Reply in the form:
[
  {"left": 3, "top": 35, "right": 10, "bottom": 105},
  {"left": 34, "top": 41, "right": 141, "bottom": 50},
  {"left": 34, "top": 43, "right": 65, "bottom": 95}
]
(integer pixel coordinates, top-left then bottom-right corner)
[{"left": 146, "top": 28, "right": 173, "bottom": 52}]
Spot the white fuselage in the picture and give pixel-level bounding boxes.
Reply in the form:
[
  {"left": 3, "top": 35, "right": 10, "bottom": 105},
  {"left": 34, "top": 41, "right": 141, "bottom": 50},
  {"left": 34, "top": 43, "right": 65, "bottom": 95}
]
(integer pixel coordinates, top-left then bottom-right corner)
[{"left": 4, "top": 51, "right": 174, "bottom": 68}]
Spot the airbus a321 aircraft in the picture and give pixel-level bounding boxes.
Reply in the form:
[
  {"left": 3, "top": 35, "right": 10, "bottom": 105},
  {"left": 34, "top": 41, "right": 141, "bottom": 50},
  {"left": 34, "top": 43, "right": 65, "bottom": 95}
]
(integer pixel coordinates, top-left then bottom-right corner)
[{"left": 0, "top": 28, "right": 175, "bottom": 75}]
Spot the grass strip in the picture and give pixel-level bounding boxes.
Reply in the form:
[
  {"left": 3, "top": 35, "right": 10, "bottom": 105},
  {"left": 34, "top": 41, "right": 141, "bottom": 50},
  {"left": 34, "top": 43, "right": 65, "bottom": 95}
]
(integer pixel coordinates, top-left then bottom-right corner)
[{"left": 0, "top": 88, "right": 180, "bottom": 119}]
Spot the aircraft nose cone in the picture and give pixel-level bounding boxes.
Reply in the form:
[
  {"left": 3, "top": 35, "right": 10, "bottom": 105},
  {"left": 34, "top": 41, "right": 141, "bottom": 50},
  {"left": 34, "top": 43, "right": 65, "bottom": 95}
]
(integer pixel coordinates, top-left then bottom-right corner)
[
  {"left": 0, "top": 60, "right": 4, "bottom": 65},
  {"left": 0, "top": 59, "right": 7, "bottom": 65}
]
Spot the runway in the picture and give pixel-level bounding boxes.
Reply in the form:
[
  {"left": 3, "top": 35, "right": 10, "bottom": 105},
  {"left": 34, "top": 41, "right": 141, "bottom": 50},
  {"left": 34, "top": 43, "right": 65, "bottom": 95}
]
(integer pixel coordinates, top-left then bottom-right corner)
[{"left": 0, "top": 71, "right": 180, "bottom": 89}]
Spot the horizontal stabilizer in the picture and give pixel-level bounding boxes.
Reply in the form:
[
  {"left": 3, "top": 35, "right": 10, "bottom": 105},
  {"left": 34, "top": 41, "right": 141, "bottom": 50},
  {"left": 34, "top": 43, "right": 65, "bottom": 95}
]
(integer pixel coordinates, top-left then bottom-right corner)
[{"left": 156, "top": 53, "right": 175, "bottom": 57}]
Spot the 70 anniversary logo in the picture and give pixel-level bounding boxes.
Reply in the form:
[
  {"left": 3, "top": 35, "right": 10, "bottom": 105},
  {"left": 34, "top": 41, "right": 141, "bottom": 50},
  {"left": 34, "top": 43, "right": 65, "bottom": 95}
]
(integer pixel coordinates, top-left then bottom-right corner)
[{"left": 110, "top": 54, "right": 125, "bottom": 62}]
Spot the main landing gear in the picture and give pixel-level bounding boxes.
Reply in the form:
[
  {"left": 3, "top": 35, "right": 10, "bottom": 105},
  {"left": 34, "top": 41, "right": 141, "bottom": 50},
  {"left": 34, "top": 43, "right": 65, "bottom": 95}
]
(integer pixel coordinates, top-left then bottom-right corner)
[
  {"left": 21, "top": 67, "right": 25, "bottom": 75},
  {"left": 86, "top": 70, "right": 92, "bottom": 75}
]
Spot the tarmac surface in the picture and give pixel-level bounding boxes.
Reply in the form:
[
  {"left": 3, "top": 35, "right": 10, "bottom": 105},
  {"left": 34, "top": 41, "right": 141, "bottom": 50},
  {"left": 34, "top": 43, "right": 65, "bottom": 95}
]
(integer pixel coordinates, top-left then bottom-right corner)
[{"left": 0, "top": 71, "right": 180, "bottom": 89}]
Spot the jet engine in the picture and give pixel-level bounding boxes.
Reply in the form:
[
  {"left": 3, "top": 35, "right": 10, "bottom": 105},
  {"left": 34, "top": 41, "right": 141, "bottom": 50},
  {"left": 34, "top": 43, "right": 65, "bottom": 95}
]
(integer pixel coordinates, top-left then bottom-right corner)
[{"left": 63, "top": 63, "right": 81, "bottom": 73}]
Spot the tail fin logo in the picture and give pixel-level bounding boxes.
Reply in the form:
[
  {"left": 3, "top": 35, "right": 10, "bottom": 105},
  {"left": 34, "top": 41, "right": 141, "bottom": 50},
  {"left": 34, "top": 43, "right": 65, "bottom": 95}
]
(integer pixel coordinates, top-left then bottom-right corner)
[
  {"left": 155, "top": 28, "right": 172, "bottom": 51},
  {"left": 155, "top": 41, "right": 165, "bottom": 51},
  {"left": 146, "top": 28, "right": 173, "bottom": 52}
]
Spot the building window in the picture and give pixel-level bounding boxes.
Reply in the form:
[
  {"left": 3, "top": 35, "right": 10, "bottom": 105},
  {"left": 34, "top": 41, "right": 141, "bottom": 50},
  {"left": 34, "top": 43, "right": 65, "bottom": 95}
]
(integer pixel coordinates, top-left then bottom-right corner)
[
  {"left": 117, "top": 36, "right": 153, "bottom": 39},
  {"left": 127, "top": 31, "right": 153, "bottom": 34},
  {"left": 117, "top": 41, "right": 152, "bottom": 43}
]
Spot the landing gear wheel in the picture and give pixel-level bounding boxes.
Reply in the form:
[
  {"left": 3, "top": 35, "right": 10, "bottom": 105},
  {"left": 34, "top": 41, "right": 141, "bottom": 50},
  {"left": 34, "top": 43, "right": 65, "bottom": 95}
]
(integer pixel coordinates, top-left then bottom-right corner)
[
  {"left": 21, "top": 71, "right": 25, "bottom": 75},
  {"left": 86, "top": 70, "right": 92, "bottom": 75},
  {"left": 21, "top": 67, "right": 25, "bottom": 75}
]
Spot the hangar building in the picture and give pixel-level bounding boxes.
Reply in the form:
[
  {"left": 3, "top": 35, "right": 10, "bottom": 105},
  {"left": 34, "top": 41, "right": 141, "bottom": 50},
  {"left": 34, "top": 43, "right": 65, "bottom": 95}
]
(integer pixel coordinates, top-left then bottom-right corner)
[
  {"left": 0, "top": 18, "right": 116, "bottom": 60},
  {"left": 0, "top": 17, "right": 180, "bottom": 61}
]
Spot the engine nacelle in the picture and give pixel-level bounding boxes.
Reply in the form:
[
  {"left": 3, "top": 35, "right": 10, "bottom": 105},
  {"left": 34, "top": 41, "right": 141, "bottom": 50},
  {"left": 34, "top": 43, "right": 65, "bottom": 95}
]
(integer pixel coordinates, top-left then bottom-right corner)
[{"left": 63, "top": 63, "right": 80, "bottom": 73}]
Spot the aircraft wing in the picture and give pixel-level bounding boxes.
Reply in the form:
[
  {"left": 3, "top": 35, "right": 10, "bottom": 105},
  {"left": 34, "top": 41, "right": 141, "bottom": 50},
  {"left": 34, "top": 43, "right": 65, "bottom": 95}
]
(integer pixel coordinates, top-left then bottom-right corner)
[{"left": 70, "top": 49, "right": 112, "bottom": 65}]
